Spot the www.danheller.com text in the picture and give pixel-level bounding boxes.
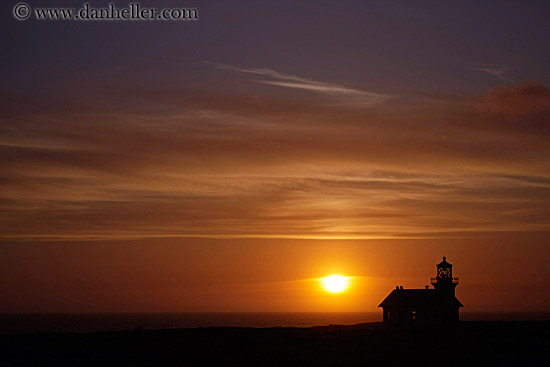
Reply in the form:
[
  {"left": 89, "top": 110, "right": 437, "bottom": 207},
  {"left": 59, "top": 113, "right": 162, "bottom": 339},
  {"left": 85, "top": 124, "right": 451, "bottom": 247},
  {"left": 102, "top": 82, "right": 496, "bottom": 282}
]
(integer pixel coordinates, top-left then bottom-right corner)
[{"left": 13, "top": 2, "right": 199, "bottom": 21}]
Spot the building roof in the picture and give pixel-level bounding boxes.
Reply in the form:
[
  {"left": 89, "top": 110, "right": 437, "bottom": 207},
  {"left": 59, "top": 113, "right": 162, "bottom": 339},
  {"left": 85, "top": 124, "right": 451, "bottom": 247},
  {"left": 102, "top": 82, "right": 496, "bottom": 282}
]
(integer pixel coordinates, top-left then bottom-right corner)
[
  {"left": 437, "top": 256, "right": 452, "bottom": 268},
  {"left": 378, "top": 289, "right": 463, "bottom": 308}
]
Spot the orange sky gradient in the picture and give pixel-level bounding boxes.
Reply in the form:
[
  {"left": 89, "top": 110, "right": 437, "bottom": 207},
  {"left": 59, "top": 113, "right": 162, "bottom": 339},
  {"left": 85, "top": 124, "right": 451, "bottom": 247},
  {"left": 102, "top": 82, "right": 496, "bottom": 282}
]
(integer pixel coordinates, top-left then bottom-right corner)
[
  {"left": 1, "top": 76, "right": 549, "bottom": 313},
  {"left": 1, "top": 234, "right": 548, "bottom": 313},
  {"left": 1, "top": 1, "right": 549, "bottom": 314}
]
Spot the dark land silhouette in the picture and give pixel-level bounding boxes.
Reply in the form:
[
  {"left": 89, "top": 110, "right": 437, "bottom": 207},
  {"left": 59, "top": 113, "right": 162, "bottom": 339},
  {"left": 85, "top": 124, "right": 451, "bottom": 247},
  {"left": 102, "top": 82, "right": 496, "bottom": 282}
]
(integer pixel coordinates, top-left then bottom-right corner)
[{"left": 1, "top": 321, "right": 548, "bottom": 366}]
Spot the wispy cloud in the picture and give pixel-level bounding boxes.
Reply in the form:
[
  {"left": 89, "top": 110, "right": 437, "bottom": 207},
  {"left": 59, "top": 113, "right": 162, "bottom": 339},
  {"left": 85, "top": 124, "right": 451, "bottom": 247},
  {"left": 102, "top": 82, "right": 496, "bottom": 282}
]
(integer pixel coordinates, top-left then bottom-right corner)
[
  {"left": 205, "top": 62, "right": 391, "bottom": 108},
  {"left": 474, "top": 64, "right": 514, "bottom": 81},
  {"left": 1, "top": 81, "right": 549, "bottom": 241}
]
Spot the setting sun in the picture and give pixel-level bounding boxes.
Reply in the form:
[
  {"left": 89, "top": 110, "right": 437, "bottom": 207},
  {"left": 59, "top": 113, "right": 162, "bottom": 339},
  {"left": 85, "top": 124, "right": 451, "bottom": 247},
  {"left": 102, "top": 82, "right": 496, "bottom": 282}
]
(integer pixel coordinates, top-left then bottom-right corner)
[{"left": 320, "top": 275, "right": 351, "bottom": 293}]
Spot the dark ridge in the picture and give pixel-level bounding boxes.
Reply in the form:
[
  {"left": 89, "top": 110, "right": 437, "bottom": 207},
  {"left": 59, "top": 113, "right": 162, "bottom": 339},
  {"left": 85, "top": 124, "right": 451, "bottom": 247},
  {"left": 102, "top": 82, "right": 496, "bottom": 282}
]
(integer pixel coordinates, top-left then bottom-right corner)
[{"left": 1, "top": 321, "right": 547, "bottom": 366}]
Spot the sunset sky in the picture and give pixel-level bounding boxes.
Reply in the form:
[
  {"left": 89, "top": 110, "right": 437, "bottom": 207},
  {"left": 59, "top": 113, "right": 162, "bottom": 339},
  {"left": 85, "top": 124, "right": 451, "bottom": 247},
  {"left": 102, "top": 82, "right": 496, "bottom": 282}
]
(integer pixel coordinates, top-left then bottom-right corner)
[{"left": 1, "top": 1, "right": 549, "bottom": 313}]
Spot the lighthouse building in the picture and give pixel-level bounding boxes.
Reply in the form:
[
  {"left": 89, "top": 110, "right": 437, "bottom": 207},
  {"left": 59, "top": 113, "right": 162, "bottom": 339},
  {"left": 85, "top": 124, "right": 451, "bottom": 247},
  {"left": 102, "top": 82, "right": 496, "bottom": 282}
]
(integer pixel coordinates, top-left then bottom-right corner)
[{"left": 378, "top": 257, "right": 463, "bottom": 325}]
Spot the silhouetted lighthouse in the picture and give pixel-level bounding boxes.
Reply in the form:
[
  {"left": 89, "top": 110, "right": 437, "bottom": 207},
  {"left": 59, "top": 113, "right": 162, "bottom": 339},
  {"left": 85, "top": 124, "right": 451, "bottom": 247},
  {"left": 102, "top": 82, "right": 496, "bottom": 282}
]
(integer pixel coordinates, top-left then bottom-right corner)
[
  {"left": 379, "top": 257, "right": 463, "bottom": 324},
  {"left": 431, "top": 256, "right": 459, "bottom": 296}
]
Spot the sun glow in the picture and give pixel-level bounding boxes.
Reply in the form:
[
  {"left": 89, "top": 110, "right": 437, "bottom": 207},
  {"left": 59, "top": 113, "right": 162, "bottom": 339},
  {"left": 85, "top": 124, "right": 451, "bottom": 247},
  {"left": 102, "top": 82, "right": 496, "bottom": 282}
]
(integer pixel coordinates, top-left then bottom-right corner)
[{"left": 320, "top": 275, "right": 351, "bottom": 293}]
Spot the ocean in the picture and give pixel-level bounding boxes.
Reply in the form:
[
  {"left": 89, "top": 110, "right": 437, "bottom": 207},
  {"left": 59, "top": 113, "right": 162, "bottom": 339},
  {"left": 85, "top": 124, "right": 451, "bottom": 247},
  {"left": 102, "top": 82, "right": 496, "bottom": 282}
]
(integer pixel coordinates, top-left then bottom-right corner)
[{"left": 1, "top": 312, "right": 548, "bottom": 334}]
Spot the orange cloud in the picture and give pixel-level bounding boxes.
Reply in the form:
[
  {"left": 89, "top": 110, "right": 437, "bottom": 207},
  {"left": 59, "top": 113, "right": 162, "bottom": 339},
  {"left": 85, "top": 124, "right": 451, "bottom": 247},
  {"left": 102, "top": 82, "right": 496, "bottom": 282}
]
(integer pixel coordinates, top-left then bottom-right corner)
[
  {"left": 477, "top": 81, "right": 550, "bottom": 134},
  {"left": 0, "top": 81, "right": 549, "bottom": 240}
]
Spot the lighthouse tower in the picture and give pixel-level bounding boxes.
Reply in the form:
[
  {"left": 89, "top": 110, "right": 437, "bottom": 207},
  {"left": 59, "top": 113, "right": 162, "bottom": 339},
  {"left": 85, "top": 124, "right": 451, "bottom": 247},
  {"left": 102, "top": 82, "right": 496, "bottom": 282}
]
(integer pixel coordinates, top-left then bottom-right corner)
[{"left": 431, "top": 256, "right": 459, "bottom": 296}]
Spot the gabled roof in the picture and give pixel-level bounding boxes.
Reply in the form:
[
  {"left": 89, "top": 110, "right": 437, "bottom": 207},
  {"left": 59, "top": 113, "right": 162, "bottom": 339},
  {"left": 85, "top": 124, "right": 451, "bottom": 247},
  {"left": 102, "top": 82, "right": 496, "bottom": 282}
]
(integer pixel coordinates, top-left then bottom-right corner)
[{"left": 378, "top": 289, "right": 463, "bottom": 308}]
